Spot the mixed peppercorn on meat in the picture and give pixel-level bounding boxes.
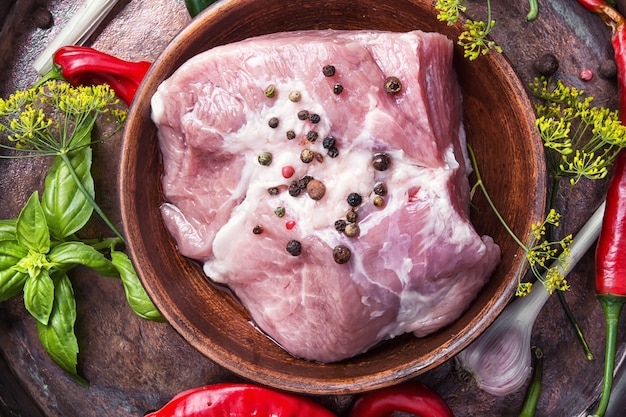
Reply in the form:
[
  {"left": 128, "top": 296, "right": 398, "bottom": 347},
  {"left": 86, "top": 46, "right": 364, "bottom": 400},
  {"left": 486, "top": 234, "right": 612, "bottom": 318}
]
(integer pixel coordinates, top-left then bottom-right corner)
[{"left": 151, "top": 29, "right": 501, "bottom": 362}]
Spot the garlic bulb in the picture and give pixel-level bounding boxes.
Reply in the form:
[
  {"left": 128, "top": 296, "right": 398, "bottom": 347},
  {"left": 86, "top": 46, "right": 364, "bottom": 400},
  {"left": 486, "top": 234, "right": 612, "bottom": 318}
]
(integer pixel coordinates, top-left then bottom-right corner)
[{"left": 456, "top": 201, "right": 606, "bottom": 396}]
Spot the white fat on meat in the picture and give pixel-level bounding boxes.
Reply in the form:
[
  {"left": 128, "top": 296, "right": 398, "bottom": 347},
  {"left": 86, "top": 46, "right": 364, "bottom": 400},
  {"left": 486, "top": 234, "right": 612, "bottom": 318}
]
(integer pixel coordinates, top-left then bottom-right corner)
[{"left": 152, "top": 29, "right": 501, "bottom": 363}]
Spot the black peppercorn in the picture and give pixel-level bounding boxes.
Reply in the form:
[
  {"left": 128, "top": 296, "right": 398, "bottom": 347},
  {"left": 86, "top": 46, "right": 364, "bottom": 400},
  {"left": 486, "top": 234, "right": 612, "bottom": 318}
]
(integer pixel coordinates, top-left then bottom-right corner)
[
  {"left": 323, "top": 65, "right": 336, "bottom": 77},
  {"left": 384, "top": 76, "right": 402, "bottom": 95},
  {"left": 327, "top": 147, "right": 339, "bottom": 158},
  {"left": 322, "top": 136, "right": 335, "bottom": 149},
  {"left": 297, "top": 175, "right": 313, "bottom": 190},
  {"left": 286, "top": 239, "right": 302, "bottom": 256},
  {"left": 253, "top": 225, "right": 264, "bottom": 234},
  {"left": 347, "top": 193, "right": 362, "bottom": 207},
  {"left": 334, "top": 219, "right": 347, "bottom": 231},
  {"left": 333, "top": 83, "right": 344, "bottom": 95},
  {"left": 333, "top": 245, "right": 351, "bottom": 264},
  {"left": 372, "top": 153, "right": 391, "bottom": 171},
  {"left": 289, "top": 181, "right": 301, "bottom": 197},
  {"left": 268, "top": 186, "right": 280, "bottom": 196},
  {"left": 306, "top": 131, "right": 319, "bottom": 143},
  {"left": 309, "top": 113, "right": 321, "bottom": 124},
  {"left": 373, "top": 182, "right": 387, "bottom": 196},
  {"left": 346, "top": 209, "right": 358, "bottom": 223},
  {"left": 286, "top": 130, "right": 296, "bottom": 140},
  {"left": 268, "top": 117, "right": 279, "bottom": 128},
  {"left": 297, "top": 110, "right": 309, "bottom": 120}
]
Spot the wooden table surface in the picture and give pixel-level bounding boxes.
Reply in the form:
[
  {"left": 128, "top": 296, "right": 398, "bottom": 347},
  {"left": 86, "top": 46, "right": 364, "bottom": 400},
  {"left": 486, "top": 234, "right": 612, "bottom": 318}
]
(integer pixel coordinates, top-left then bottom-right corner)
[{"left": 1, "top": 0, "right": 626, "bottom": 416}]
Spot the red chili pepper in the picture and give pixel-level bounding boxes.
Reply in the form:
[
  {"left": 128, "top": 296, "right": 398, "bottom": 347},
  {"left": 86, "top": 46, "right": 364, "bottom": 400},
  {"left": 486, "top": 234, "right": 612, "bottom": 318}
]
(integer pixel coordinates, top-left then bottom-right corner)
[
  {"left": 145, "top": 383, "right": 337, "bottom": 417},
  {"left": 348, "top": 381, "right": 454, "bottom": 417},
  {"left": 35, "top": 46, "right": 151, "bottom": 106},
  {"left": 578, "top": 2, "right": 626, "bottom": 416}
]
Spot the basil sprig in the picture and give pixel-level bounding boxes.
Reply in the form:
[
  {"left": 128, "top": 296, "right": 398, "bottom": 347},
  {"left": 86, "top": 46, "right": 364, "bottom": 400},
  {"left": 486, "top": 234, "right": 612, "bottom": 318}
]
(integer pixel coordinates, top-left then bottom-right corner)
[{"left": 0, "top": 82, "right": 163, "bottom": 385}]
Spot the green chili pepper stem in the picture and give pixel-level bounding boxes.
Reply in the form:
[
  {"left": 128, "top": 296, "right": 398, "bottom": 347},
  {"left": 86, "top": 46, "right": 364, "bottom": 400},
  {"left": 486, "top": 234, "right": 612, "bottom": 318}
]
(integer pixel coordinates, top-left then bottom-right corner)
[
  {"left": 592, "top": 293, "right": 626, "bottom": 417},
  {"left": 60, "top": 153, "right": 125, "bottom": 242},
  {"left": 184, "top": 0, "right": 217, "bottom": 17},
  {"left": 519, "top": 347, "right": 544, "bottom": 417},
  {"left": 527, "top": 0, "right": 539, "bottom": 21},
  {"left": 32, "top": 64, "right": 65, "bottom": 90}
]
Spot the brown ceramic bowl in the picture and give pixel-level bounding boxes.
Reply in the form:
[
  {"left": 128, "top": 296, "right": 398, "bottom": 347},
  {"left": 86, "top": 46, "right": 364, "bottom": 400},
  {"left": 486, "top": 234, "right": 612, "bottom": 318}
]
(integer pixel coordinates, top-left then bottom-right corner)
[{"left": 119, "top": 0, "right": 545, "bottom": 395}]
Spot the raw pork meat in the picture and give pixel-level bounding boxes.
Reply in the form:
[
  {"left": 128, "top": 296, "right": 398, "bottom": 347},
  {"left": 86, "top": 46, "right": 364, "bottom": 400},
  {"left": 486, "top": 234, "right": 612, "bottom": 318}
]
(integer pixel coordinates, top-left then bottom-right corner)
[{"left": 151, "top": 30, "right": 501, "bottom": 363}]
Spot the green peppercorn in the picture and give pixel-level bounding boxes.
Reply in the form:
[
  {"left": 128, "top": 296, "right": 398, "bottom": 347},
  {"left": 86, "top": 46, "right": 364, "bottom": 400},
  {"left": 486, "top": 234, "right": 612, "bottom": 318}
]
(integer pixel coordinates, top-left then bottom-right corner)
[
  {"left": 264, "top": 85, "right": 276, "bottom": 98},
  {"left": 384, "top": 76, "right": 402, "bottom": 95},
  {"left": 347, "top": 192, "right": 362, "bottom": 207},
  {"left": 253, "top": 225, "right": 264, "bottom": 234},
  {"left": 333, "top": 245, "right": 351, "bottom": 264},
  {"left": 346, "top": 209, "right": 358, "bottom": 223},
  {"left": 373, "top": 182, "right": 387, "bottom": 196},
  {"left": 327, "top": 147, "right": 339, "bottom": 158},
  {"left": 309, "top": 113, "right": 321, "bottom": 124},
  {"left": 334, "top": 219, "right": 347, "bottom": 231},
  {"left": 372, "top": 153, "right": 391, "bottom": 171},
  {"left": 306, "top": 131, "right": 318, "bottom": 143},
  {"left": 300, "top": 148, "right": 315, "bottom": 163},
  {"left": 344, "top": 223, "right": 359, "bottom": 237},
  {"left": 323, "top": 65, "right": 336, "bottom": 77},
  {"left": 333, "top": 83, "right": 344, "bottom": 95},
  {"left": 268, "top": 186, "right": 280, "bottom": 195},
  {"left": 286, "top": 130, "right": 296, "bottom": 140},
  {"left": 274, "top": 206, "right": 286, "bottom": 217},
  {"left": 286, "top": 239, "right": 302, "bottom": 256},
  {"left": 289, "top": 90, "right": 301, "bottom": 102},
  {"left": 373, "top": 195, "right": 385, "bottom": 208},
  {"left": 268, "top": 117, "right": 279, "bottom": 128},
  {"left": 307, "top": 179, "right": 326, "bottom": 200},
  {"left": 322, "top": 136, "right": 335, "bottom": 149},
  {"left": 297, "top": 110, "right": 309, "bottom": 120},
  {"left": 258, "top": 152, "right": 273, "bottom": 166}
]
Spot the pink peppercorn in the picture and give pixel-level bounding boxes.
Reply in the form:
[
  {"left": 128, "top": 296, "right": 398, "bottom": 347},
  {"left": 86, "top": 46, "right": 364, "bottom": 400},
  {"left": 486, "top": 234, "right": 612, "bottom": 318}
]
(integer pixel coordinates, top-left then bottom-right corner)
[
  {"left": 286, "top": 220, "right": 296, "bottom": 230},
  {"left": 579, "top": 69, "right": 593, "bottom": 81},
  {"left": 282, "top": 165, "right": 295, "bottom": 178}
]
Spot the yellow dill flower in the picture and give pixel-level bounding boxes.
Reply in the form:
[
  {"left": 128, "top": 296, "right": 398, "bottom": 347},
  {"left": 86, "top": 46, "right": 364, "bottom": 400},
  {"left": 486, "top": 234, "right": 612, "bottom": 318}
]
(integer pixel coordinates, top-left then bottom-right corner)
[{"left": 0, "top": 80, "right": 124, "bottom": 158}]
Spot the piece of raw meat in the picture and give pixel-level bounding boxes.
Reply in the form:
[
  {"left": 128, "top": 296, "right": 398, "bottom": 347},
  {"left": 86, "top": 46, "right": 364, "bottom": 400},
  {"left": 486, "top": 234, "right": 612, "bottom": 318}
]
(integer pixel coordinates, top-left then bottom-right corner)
[{"left": 151, "top": 29, "right": 501, "bottom": 363}]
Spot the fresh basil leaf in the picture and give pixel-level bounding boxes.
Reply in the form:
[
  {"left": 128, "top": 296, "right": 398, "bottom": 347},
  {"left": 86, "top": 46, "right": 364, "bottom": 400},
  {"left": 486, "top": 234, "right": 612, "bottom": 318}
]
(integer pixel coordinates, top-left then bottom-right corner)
[
  {"left": 48, "top": 241, "right": 118, "bottom": 277},
  {"left": 0, "top": 219, "right": 17, "bottom": 241},
  {"left": 0, "top": 240, "right": 27, "bottom": 269},
  {"left": 110, "top": 250, "right": 164, "bottom": 322},
  {"left": 42, "top": 150, "right": 94, "bottom": 241},
  {"left": 23, "top": 268, "right": 54, "bottom": 325},
  {"left": 0, "top": 268, "right": 28, "bottom": 301},
  {"left": 36, "top": 272, "right": 87, "bottom": 386},
  {"left": 16, "top": 192, "right": 50, "bottom": 253},
  {"left": 0, "top": 241, "right": 29, "bottom": 300}
]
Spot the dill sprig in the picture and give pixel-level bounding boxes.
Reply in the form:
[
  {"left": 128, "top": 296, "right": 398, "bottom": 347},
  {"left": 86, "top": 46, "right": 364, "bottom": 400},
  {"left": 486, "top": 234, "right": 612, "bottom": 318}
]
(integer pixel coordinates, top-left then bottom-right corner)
[
  {"left": 531, "top": 76, "right": 626, "bottom": 184},
  {"left": 0, "top": 81, "right": 127, "bottom": 240},
  {"left": 435, "top": 0, "right": 503, "bottom": 60},
  {"left": 468, "top": 146, "right": 572, "bottom": 296}
]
